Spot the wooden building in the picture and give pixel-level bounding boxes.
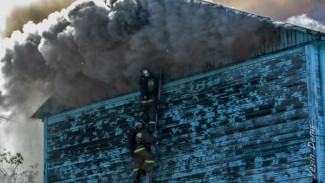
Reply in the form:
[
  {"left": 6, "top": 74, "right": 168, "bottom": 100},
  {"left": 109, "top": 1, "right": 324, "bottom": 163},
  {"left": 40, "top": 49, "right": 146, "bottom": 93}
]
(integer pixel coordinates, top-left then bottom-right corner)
[{"left": 34, "top": 1, "right": 325, "bottom": 182}]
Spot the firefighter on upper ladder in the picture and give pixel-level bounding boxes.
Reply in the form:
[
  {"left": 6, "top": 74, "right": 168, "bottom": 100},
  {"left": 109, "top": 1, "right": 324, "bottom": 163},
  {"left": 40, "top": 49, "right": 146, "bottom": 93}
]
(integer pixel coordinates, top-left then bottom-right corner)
[{"left": 139, "top": 67, "right": 158, "bottom": 134}]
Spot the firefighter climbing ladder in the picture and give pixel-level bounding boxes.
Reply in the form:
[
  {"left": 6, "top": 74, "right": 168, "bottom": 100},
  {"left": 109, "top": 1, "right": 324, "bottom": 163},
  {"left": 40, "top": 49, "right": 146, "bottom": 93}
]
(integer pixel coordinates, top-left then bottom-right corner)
[{"left": 145, "top": 70, "right": 162, "bottom": 183}]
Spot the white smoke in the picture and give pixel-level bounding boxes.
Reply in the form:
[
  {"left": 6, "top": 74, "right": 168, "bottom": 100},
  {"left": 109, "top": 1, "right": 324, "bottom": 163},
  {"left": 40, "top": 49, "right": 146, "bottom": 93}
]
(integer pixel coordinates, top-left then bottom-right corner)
[
  {"left": 286, "top": 14, "right": 325, "bottom": 33},
  {"left": 0, "top": 118, "right": 43, "bottom": 182},
  {"left": 1, "top": 35, "right": 46, "bottom": 182}
]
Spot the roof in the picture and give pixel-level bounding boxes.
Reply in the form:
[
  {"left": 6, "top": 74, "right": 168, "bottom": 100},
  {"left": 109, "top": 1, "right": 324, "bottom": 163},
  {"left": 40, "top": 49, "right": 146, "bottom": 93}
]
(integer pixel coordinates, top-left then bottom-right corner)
[
  {"left": 201, "top": 0, "right": 325, "bottom": 37},
  {"left": 32, "top": 1, "right": 325, "bottom": 120},
  {"left": 32, "top": 98, "right": 69, "bottom": 119}
]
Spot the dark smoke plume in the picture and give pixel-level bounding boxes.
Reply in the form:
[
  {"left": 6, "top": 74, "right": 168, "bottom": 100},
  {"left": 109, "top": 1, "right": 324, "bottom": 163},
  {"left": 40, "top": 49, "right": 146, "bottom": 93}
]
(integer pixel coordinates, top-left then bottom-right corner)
[
  {"left": 2, "top": 0, "right": 76, "bottom": 38},
  {"left": 1, "top": 0, "right": 280, "bottom": 109}
]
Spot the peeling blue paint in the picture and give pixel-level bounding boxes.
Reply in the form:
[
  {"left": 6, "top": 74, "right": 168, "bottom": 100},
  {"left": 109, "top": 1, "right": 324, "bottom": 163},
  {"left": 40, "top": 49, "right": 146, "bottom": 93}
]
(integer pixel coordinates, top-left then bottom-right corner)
[{"left": 41, "top": 46, "right": 325, "bottom": 182}]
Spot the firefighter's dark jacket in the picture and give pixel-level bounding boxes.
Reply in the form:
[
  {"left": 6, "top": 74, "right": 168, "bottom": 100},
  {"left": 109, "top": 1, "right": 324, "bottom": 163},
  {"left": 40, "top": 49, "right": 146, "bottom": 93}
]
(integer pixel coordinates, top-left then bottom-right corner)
[
  {"left": 139, "top": 74, "right": 158, "bottom": 100},
  {"left": 128, "top": 129, "right": 158, "bottom": 152}
]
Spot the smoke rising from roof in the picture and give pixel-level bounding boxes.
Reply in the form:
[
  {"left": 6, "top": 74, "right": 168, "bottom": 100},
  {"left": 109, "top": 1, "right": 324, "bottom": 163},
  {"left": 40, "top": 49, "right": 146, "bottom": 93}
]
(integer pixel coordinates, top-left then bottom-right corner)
[
  {"left": 207, "top": 0, "right": 325, "bottom": 23},
  {"left": 207, "top": 0, "right": 325, "bottom": 33},
  {"left": 1, "top": 0, "right": 279, "bottom": 109},
  {"left": 286, "top": 14, "right": 325, "bottom": 33}
]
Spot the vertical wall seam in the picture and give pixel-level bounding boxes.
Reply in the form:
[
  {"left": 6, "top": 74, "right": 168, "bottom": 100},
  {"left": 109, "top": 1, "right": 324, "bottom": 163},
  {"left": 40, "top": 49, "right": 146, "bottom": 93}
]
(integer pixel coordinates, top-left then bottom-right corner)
[
  {"left": 318, "top": 46, "right": 325, "bottom": 182},
  {"left": 305, "top": 44, "right": 323, "bottom": 182}
]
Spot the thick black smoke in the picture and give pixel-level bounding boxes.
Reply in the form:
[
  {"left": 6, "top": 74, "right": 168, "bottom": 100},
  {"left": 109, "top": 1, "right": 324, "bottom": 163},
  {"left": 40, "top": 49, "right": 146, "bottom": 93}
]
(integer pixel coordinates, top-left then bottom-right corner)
[{"left": 1, "top": 0, "right": 279, "bottom": 108}]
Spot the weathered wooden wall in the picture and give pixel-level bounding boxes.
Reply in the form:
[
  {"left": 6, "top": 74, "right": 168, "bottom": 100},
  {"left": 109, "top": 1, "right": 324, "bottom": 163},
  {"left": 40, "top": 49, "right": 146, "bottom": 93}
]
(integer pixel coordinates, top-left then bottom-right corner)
[
  {"left": 305, "top": 44, "right": 325, "bottom": 182},
  {"left": 44, "top": 46, "right": 324, "bottom": 182}
]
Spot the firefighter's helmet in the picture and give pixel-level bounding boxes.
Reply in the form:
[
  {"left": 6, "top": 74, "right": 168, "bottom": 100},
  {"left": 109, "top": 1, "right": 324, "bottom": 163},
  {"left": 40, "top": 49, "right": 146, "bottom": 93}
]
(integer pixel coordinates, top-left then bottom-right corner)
[
  {"left": 142, "top": 67, "right": 150, "bottom": 77},
  {"left": 135, "top": 121, "right": 144, "bottom": 130}
]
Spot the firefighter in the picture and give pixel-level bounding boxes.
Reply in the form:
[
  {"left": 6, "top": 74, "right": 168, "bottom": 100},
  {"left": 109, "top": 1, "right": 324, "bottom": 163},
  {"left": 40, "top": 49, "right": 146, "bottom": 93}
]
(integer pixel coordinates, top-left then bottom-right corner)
[
  {"left": 139, "top": 67, "right": 158, "bottom": 134},
  {"left": 128, "top": 121, "right": 159, "bottom": 183}
]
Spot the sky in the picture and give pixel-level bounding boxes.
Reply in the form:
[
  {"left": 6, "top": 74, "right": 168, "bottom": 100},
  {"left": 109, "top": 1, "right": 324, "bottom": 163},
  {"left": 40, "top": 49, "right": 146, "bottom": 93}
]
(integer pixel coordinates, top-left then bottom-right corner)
[
  {"left": 0, "top": 0, "right": 35, "bottom": 33},
  {"left": 0, "top": 0, "right": 324, "bottom": 182},
  {"left": 210, "top": 0, "right": 325, "bottom": 22}
]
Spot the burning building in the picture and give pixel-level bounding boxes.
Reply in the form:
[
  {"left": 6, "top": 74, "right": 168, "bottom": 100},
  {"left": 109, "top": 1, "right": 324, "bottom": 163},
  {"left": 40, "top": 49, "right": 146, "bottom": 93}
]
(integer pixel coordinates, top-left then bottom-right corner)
[{"left": 28, "top": 0, "right": 325, "bottom": 182}]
